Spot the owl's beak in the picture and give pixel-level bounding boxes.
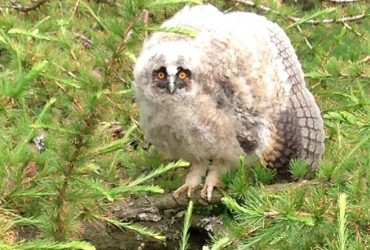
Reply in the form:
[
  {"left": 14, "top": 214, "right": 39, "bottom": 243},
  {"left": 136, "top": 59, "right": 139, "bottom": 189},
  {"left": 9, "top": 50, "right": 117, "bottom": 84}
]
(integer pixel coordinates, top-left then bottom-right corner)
[{"left": 168, "top": 76, "right": 176, "bottom": 93}]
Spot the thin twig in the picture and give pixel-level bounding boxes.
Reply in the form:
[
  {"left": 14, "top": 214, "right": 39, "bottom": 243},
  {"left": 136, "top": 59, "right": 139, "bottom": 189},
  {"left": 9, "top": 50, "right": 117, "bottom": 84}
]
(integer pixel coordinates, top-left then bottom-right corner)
[
  {"left": 292, "top": 14, "right": 366, "bottom": 24},
  {"left": 357, "top": 55, "right": 370, "bottom": 64},
  {"left": 329, "top": 0, "right": 358, "bottom": 3},
  {"left": 297, "top": 25, "right": 313, "bottom": 49},
  {"left": 114, "top": 13, "right": 141, "bottom": 55},
  {"left": 107, "top": 10, "right": 145, "bottom": 73},
  {"left": 0, "top": 0, "right": 50, "bottom": 13},
  {"left": 234, "top": 0, "right": 366, "bottom": 24},
  {"left": 52, "top": 62, "right": 78, "bottom": 80},
  {"left": 141, "top": 9, "right": 150, "bottom": 39},
  {"left": 74, "top": 32, "right": 93, "bottom": 49},
  {"left": 70, "top": 0, "right": 80, "bottom": 19},
  {"left": 342, "top": 22, "right": 363, "bottom": 37}
]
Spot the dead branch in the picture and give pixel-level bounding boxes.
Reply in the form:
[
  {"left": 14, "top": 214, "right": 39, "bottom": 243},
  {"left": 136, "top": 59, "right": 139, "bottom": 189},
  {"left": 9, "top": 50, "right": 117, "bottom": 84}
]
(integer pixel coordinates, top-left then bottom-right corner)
[
  {"left": 15, "top": 181, "right": 323, "bottom": 249},
  {"left": 111, "top": 180, "right": 322, "bottom": 219},
  {"left": 288, "top": 13, "right": 366, "bottom": 24},
  {"left": 112, "top": 188, "right": 222, "bottom": 219},
  {"left": 329, "top": 0, "right": 358, "bottom": 3},
  {"left": 234, "top": 0, "right": 366, "bottom": 24},
  {"left": 84, "top": 180, "right": 322, "bottom": 249},
  {"left": 84, "top": 189, "right": 224, "bottom": 250},
  {"left": 0, "top": 0, "right": 50, "bottom": 13}
]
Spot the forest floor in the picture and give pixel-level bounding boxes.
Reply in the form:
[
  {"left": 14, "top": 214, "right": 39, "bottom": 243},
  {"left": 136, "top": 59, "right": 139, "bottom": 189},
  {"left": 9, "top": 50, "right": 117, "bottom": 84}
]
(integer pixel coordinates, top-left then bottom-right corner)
[{"left": 0, "top": 0, "right": 369, "bottom": 249}]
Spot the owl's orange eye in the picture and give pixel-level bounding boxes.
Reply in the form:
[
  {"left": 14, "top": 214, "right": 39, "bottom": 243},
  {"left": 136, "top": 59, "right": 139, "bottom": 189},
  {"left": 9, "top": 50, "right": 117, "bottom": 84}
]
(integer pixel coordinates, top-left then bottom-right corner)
[
  {"left": 178, "top": 71, "right": 188, "bottom": 80},
  {"left": 157, "top": 71, "right": 166, "bottom": 80}
]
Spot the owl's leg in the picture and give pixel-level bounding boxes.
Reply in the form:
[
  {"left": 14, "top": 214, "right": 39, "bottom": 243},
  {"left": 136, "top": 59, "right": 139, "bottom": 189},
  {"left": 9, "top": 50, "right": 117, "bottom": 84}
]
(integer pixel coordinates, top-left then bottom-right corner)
[
  {"left": 173, "top": 162, "right": 207, "bottom": 199},
  {"left": 201, "top": 160, "right": 232, "bottom": 201}
]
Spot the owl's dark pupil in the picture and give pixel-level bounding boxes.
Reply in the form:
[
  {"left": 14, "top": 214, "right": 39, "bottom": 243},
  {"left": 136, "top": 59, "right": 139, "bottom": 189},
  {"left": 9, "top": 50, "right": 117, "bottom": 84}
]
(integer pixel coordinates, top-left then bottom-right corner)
[
  {"left": 157, "top": 71, "right": 166, "bottom": 79},
  {"left": 178, "top": 71, "right": 187, "bottom": 80}
]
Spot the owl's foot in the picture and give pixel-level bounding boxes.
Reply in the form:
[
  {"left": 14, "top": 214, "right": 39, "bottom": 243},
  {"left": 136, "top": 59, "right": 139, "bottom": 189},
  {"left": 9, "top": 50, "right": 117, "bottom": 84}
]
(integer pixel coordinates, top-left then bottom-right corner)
[
  {"left": 173, "top": 163, "right": 207, "bottom": 199},
  {"left": 173, "top": 184, "right": 195, "bottom": 199},
  {"left": 173, "top": 176, "right": 202, "bottom": 199},
  {"left": 201, "top": 173, "right": 223, "bottom": 201}
]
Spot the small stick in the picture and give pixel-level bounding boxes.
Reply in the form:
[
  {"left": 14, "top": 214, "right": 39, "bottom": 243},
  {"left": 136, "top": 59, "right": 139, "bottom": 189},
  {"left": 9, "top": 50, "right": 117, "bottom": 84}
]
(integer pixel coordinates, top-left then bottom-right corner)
[
  {"left": 297, "top": 25, "right": 313, "bottom": 49},
  {"left": 329, "top": 0, "right": 358, "bottom": 3},
  {"left": 234, "top": 0, "right": 366, "bottom": 25},
  {"left": 71, "top": 0, "right": 80, "bottom": 18}
]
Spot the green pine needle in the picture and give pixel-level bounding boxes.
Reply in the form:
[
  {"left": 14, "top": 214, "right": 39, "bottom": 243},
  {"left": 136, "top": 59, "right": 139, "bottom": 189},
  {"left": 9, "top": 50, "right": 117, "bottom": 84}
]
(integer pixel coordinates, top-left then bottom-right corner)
[
  {"left": 127, "top": 160, "right": 190, "bottom": 188},
  {"left": 95, "top": 216, "right": 165, "bottom": 241},
  {"left": 206, "top": 236, "right": 231, "bottom": 250},
  {"left": 148, "top": 26, "right": 198, "bottom": 37},
  {"left": 90, "top": 123, "right": 138, "bottom": 155},
  {"left": 148, "top": 0, "right": 203, "bottom": 9},
  {"left": 251, "top": 164, "right": 276, "bottom": 184},
  {"left": 179, "top": 200, "right": 194, "bottom": 250},
  {"left": 289, "top": 159, "right": 309, "bottom": 180},
  {"left": 0, "top": 239, "right": 95, "bottom": 250}
]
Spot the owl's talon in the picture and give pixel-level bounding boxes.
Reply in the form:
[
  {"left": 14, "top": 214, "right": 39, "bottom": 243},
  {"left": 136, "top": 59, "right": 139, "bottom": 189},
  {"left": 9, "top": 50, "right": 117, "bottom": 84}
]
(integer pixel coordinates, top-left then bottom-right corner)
[
  {"left": 201, "top": 184, "right": 214, "bottom": 201},
  {"left": 173, "top": 185, "right": 186, "bottom": 199},
  {"left": 173, "top": 183, "right": 197, "bottom": 199},
  {"left": 187, "top": 187, "right": 193, "bottom": 198},
  {"left": 201, "top": 173, "right": 223, "bottom": 201},
  {"left": 174, "top": 172, "right": 203, "bottom": 199}
]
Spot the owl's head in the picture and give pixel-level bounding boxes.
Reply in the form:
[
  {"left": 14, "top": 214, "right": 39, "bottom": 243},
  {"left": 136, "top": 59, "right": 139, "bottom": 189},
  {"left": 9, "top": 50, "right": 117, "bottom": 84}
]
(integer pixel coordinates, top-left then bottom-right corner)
[{"left": 134, "top": 40, "right": 203, "bottom": 101}]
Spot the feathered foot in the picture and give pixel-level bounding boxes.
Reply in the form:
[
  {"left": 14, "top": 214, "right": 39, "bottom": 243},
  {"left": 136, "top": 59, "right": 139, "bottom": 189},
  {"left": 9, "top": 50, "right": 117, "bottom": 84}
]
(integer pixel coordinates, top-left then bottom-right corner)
[
  {"left": 200, "top": 169, "right": 223, "bottom": 201},
  {"left": 173, "top": 163, "right": 207, "bottom": 199}
]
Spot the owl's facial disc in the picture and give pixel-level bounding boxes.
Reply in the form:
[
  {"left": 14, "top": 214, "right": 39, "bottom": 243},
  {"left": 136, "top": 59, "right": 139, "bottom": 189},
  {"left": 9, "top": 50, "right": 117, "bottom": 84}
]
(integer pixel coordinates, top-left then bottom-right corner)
[{"left": 152, "top": 65, "right": 191, "bottom": 94}]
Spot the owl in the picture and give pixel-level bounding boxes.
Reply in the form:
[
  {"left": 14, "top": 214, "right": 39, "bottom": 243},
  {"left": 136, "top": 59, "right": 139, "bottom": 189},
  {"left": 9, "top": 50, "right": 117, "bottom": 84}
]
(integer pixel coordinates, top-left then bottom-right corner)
[{"left": 134, "top": 5, "right": 325, "bottom": 201}]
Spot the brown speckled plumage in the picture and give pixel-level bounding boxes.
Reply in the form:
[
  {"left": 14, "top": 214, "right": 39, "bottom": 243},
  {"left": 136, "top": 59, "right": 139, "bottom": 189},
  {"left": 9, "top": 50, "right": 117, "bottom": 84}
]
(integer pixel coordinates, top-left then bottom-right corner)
[{"left": 134, "top": 5, "right": 325, "bottom": 200}]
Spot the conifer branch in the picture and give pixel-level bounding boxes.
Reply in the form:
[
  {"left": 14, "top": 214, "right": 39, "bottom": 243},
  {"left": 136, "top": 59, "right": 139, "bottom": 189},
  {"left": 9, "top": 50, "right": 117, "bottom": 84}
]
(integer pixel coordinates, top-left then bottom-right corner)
[
  {"left": 80, "top": 1, "right": 107, "bottom": 31},
  {"left": 0, "top": 239, "right": 95, "bottom": 250},
  {"left": 179, "top": 200, "right": 193, "bottom": 250},
  {"left": 94, "top": 215, "right": 166, "bottom": 241}
]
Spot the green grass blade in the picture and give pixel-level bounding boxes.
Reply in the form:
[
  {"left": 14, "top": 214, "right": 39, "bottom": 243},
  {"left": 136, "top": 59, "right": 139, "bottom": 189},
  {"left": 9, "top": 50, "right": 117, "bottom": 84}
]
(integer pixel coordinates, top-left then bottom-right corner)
[{"left": 338, "top": 193, "right": 348, "bottom": 250}]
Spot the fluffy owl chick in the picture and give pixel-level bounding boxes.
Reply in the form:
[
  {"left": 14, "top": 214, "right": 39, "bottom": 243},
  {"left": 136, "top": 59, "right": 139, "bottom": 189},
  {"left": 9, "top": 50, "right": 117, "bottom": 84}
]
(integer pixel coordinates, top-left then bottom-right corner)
[{"left": 134, "top": 5, "right": 325, "bottom": 201}]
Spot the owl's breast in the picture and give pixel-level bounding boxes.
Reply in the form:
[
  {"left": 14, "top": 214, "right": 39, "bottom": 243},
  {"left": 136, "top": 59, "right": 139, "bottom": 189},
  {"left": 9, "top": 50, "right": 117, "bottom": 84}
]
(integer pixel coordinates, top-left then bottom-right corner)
[{"left": 139, "top": 99, "right": 243, "bottom": 161}]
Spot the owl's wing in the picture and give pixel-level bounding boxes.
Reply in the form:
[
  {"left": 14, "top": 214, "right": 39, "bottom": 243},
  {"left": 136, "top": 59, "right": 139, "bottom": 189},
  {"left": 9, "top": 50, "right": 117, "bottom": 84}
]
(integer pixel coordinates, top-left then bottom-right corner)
[
  {"left": 222, "top": 14, "right": 325, "bottom": 176},
  {"left": 262, "top": 85, "right": 325, "bottom": 177},
  {"left": 262, "top": 23, "right": 325, "bottom": 176}
]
